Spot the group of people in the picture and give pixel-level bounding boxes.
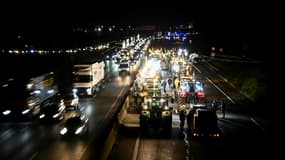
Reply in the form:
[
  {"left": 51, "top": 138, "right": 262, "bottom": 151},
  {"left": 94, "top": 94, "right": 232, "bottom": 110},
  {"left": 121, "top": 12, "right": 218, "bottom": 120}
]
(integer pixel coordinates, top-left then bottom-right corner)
[{"left": 178, "top": 99, "right": 226, "bottom": 133}]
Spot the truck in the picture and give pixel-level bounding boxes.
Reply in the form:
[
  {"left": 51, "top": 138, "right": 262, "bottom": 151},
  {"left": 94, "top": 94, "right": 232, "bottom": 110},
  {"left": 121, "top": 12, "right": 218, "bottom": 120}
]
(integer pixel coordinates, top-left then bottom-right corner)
[
  {"left": 187, "top": 108, "right": 220, "bottom": 138},
  {"left": 73, "top": 61, "right": 105, "bottom": 96},
  {"left": 0, "top": 72, "right": 62, "bottom": 120}
]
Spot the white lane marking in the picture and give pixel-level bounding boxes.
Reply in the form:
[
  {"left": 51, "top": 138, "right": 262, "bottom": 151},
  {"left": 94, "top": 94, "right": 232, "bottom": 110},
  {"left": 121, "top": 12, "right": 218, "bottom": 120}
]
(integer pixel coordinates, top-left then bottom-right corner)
[
  {"left": 249, "top": 117, "right": 270, "bottom": 136},
  {"left": 132, "top": 136, "right": 140, "bottom": 160},
  {"left": 207, "top": 62, "right": 219, "bottom": 71},
  {"left": 109, "top": 87, "right": 125, "bottom": 111},
  {"left": 206, "top": 77, "right": 236, "bottom": 104},
  {"left": 192, "top": 64, "right": 201, "bottom": 73},
  {"left": 78, "top": 87, "right": 126, "bottom": 160},
  {"left": 29, "top": 152, "right": 38, "bottom": 160},
  {"left": 218, "top": 74, "right": 228, "bottom": 83},
  {"left": 208, "top": 66, "right": 216, "bottom": 72}
]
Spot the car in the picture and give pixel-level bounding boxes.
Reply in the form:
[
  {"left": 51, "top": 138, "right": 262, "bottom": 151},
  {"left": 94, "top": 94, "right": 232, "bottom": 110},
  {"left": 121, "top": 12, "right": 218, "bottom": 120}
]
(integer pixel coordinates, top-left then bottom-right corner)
[
  {"left": 39, "top": 102, "right": 65, "bottom": 122},
  {"left": 63, "top": 93, "right": 79, "bottom": 111},
  {"left": 60, "top": 115, "right": 88, "bottom": 137},
  {"left": 118, "top": 60, "right": 130, "bottom": 73}
]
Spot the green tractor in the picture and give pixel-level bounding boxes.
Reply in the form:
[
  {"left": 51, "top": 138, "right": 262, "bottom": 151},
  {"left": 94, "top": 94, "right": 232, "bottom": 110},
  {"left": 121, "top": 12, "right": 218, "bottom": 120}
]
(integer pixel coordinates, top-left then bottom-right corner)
[{"left": 140, "top": 89, "right": 172, "bottom": 135}]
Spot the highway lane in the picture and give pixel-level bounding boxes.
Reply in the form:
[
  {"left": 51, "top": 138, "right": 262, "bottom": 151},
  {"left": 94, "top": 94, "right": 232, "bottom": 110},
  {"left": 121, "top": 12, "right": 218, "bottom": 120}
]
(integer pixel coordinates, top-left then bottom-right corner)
[
  {"left": 108, "top": 119, "right": 188, "bottom": 160},
  {"left": 108, "top": 60, "right": 276, "bottom": 160},
  {"left": 33, "top": 80, "right": 129, "bottom": 160},
  {"left": 188, "top": 61, "right": 275, "bottom": 160},
  {"left": 0, "top": 58, "right": 138, "bottom": 160}
]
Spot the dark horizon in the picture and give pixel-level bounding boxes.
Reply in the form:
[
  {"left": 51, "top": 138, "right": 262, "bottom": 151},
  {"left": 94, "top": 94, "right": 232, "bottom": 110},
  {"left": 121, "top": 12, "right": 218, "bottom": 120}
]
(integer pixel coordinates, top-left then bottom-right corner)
[{"left": 0, "top": 9, "right": 267, "bottom": 59}]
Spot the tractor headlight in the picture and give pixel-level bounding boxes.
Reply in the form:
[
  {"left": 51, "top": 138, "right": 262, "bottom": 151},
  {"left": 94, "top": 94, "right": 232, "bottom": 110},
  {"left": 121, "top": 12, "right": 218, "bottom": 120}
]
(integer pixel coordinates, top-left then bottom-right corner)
[{"left": 143, "top": 105, "right": 148, "bottom": 110}]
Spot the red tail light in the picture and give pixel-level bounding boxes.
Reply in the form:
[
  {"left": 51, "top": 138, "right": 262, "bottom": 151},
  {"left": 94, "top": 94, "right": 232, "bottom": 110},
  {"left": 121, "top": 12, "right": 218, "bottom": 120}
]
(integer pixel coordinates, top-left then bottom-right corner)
[
  {"left": 197, "top": 91, "right": 205, "bottom": 98},
  {"left": 180, "top": 91, "right": 187, "bottom": 97}
]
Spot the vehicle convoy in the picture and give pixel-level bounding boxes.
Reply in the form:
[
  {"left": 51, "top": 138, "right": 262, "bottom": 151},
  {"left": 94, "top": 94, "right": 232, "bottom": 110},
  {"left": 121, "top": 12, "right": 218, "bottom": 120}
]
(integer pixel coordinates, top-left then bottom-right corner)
[
  {"left": 73, "top": 61, "right": 105, "bottom": 96},
  {"left": 0, "top": 72, "right": 61, "bottom": 120}
]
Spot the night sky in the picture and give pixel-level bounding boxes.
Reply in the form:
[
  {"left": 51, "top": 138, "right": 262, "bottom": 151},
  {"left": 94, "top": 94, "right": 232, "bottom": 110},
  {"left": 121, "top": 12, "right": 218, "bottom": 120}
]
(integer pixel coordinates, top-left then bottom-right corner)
[{"left": 0, "top": 6, "right": 268, "bottom": 59}]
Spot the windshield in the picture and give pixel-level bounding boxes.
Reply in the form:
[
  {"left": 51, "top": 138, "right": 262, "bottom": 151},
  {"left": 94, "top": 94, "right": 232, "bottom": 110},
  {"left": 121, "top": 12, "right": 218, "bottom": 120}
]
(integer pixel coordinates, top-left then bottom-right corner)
[
  {"left": 119, "top": 63, "right": 129, "bottom": 68},
  {"left": 73, "top": 75, "right": 92, "bottom": 82}
]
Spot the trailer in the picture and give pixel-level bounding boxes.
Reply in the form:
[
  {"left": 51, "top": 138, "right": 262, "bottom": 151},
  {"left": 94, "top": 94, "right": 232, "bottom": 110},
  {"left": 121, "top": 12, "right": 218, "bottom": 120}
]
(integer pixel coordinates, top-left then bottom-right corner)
[
  {"left": 73, "top": 61, "right": 105, "bottom": 96},
  {"left": 187, "top": 108, "right": 220, "bottom": 138}
]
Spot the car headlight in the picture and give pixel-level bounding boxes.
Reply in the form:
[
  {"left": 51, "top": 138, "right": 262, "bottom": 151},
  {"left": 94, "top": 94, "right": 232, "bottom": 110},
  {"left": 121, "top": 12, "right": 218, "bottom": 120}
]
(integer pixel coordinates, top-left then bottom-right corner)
[
  {"left": 71, "top": 99, "right": 76, "bottom": 106},
  {"left": 39, "top": 114, "right": 45, "bottom": 119},
  {"left": 22, "top": 109, "right": 31, "bottom": 115},
  {"left": 3, "top": 110, "right": 11, "bottom": 115},
  {"left": 72, "top": 89, "right": 78, "bottom": 93},
  {"left": 53, "top": 113, "right": 59, "bottom": 118},
  {"left": 86, "top": 88, "right": 92, "bottom": 93},
  {"left": 75, "top": 126, "right": 84, "bottom": 135},
  {"left": 60, "top": 128, "right": 67, "bottom": 135}
]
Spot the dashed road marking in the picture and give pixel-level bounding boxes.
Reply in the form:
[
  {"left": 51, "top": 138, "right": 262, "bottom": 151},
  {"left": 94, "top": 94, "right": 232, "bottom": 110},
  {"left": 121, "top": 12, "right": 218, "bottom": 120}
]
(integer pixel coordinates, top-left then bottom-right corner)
[
  {"left": 132, "top": 136, "right": 140, "bottom": 160},
  {"left": 192, "top": 65, "right": 201, "bottom": 73},
  {"left": 206, "top": 77, "right": 236, "bottom": 104},
  {"left": 29, "top": 152, "right": 38, "bottom": 160},
  {"left": 249, "top": 117, "right": 270, "bottom": 137}
]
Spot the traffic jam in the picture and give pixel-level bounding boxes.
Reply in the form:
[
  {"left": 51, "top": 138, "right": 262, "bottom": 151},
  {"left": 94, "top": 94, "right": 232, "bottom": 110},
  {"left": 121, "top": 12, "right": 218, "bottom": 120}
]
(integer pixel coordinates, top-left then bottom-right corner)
[{"left": 131, "top": 46, "right": 221, "bottom": 138}]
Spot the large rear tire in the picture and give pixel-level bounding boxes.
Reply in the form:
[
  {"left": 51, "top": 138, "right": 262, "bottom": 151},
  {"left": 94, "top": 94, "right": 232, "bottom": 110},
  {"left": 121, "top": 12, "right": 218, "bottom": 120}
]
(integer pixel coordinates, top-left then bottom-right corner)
[
  {"left": 140, "top": 117, "right": 148, "bottom": 136},
  {"left": 163, "top": 117, "right": 172, "bottom": 137}
]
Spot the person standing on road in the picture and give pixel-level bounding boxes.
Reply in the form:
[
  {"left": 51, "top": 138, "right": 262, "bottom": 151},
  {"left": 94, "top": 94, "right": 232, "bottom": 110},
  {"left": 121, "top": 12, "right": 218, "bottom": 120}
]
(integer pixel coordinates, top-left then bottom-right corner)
[
  {"left": 212, "top": 100, "right": 218, "bottom": 116},
  {"left": 221, "top": 99, "right": 226, "bottom": 119},
  {"left": 178, "top": 104, "right": 186, "bottom": 132}
]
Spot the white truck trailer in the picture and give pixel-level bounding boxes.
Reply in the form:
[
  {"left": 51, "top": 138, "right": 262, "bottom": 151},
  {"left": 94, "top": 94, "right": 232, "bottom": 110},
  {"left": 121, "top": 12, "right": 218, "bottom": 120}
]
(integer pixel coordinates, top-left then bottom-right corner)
[{"left": 73, "top": 61, "right": 105, "bottom": 96}]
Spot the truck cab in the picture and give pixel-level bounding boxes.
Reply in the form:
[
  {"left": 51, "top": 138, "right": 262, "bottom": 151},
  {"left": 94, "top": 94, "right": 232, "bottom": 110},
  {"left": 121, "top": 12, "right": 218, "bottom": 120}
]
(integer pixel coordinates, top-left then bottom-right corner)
[{"left": 73, "top": 62, "right": 105, "bottom": 96}]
